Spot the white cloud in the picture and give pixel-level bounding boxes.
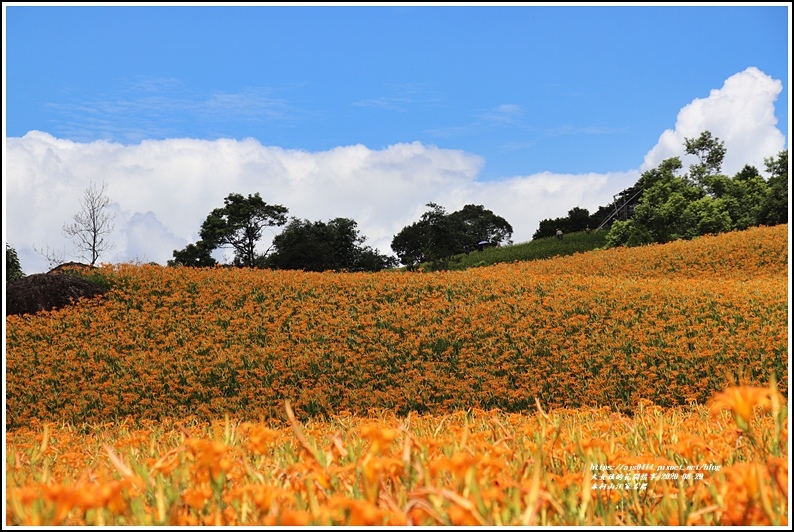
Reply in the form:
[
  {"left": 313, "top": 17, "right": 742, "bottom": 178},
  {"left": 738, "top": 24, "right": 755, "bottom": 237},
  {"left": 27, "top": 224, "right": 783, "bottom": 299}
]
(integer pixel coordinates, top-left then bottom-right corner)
[
  {"left": 641, "top": 67, "right": 785, "bottom": 175},
  {"left": 122, "top": 211, "right": 185, "bottom": 265},
  {"left": 477, "top": 104, "right": 525, "bottom": 125},
  {"left": 4, "top": 68, "right": 786, "bottom": 275}
]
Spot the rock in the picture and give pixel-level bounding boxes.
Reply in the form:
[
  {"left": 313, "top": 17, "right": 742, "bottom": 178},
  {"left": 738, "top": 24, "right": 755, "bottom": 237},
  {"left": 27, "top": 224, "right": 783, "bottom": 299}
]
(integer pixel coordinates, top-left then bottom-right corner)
[
  {"left": 5, "top": 272, "right": 107, "bottom": 317},
  {"left": 47, "top": 261, "right": 96, "bottom": 275}
]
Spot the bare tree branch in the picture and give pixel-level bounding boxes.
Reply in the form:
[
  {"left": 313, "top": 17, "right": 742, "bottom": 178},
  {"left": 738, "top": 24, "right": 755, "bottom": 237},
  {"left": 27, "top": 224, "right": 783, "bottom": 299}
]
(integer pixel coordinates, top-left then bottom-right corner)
[
  {"left": 33, "top": 244, "right": 68, "bottom": 271},
  {"left": 62, "top": 181, "right": 116, "bottom": 266}
]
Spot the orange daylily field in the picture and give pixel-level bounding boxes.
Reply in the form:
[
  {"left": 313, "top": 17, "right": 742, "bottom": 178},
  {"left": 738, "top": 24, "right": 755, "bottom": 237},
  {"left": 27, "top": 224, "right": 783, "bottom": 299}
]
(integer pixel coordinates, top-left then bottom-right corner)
[{"left": 5, "top": 224, "right": 790, "bottom": 526}]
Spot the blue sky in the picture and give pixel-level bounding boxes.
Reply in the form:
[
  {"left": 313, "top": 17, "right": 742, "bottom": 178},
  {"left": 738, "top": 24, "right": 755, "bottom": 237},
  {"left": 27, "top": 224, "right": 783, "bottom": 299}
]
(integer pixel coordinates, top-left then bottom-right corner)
[{"left": 3, "top": 3, "right": 791, "bottom": 274}]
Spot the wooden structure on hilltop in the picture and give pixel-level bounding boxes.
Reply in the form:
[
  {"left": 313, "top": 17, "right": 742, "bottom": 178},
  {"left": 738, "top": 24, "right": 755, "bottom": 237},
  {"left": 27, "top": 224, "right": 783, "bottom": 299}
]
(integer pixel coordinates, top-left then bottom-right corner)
[{"left": 594, "top": 187, "right": 643, "bottom": 232}]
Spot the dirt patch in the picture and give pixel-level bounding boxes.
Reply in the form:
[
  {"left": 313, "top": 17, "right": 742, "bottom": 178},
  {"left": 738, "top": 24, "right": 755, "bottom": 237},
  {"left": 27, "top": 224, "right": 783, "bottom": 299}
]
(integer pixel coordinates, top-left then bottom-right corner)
[{"left": 6, "top": 271, "right": 107, "bottom": 317}]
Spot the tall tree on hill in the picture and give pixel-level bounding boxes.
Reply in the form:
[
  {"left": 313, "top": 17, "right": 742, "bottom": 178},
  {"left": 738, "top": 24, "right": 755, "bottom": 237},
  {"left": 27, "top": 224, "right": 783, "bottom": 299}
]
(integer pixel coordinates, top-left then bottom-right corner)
[
  {"left": 606, "top": 157, "right": 698, "bottom": 246},
  {"left": 197, "top": 192, "right": 289, "bottom": 268},
  {"left": 542, "top": 131, "right": 782, "bottom": 248},
  {"left": 533, "top": 207, "right": 595, "bottom": 239},
  {"left": 449, "top": 204, "right": 514, "bottom": 246},
  {"left": 605, "top": 134, "right": 783, "bottom": 247},
  {"left": 718, "top": 164, "right": 770, "bottom": 230},
  {"left": 172, "top": 192, "right": 288, "bottom": 268},
  {"left": 684, "top": 130, "right": 727, "bottom": 192}
]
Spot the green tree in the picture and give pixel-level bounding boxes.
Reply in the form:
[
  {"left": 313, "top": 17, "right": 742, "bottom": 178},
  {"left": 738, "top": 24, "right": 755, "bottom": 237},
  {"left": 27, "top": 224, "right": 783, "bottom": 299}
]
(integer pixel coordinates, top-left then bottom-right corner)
[
  {"left": 603, "top": 219, "right": 654, "bottom": 248},
  {"left": 684, "top": 130, "right": 727, "bottom": 192},
  {"left": 533, "top": 217, "right": 561, "bottom": 240},
  {"left": 679, "top": 196, "right": 733, "bottom": 238},
  {"left": 390, "top": 220, "right": 429, "bottom": 269},
  {"left": 391, "top": 203, "right": 455, "bottom": 268},
  {"left": 6, "top": 244, "right": 25, "bottom": 284},
  {"left": 593, "top": 134, "right": 783, "bottom": 248},
  {"left": 391, "top": 203, "right": 513, "bottom": 268},
  {"left": 534, "top": 206, "right": 595, "bottom": 239},
  {"left": 449, "top": 204, "right": 514, "bottom": 246},
  {"left": 168, "top": 241, "right": 217, "bottom": 268},
  {"left": 758, "top": 150, "right": 788, "bottom": 226},
  {"left": 417, "top": 202, "right": 462, "bottom": 262},
  {"left": 720, "top": 165, "right": 770, "bottom": 230},
  {"left": 564, "top": 206, "right": 592, "bottom": 232},
  {"left": 629, "top": 157, "right": 704, "bottom": 243},
  {"left": 197, "top": 193, "right": 288, "bottom": 268},
  {"left": 265, "top": 217, "right": 396, "bottom": 272}
]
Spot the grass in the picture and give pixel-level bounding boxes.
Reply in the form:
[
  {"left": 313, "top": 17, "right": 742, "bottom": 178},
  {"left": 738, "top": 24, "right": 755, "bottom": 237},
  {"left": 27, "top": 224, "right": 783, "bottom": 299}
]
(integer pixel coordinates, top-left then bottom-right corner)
[{"left": 421, "top": 230, "right": 609, "bottom": 271}]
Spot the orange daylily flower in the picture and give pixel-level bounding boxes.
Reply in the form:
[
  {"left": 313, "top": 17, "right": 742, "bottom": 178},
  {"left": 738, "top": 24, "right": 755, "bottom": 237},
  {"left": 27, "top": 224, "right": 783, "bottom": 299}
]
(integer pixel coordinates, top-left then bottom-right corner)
[{"left": 709, "top": 386, "right": 781, "bottom": 430}]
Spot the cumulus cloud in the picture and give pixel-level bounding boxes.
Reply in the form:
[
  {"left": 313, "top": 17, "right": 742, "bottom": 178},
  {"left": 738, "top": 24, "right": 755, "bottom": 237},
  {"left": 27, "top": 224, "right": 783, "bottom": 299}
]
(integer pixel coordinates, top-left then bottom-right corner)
[
  {"left": 123, "top": 211, "right": 185, "bottom": 264},
  {"left": 641, "top": 67, "right": 785, "bottom": 175},
  {"left": 4, "top": 68, "right": 786, "bottom": 275}
]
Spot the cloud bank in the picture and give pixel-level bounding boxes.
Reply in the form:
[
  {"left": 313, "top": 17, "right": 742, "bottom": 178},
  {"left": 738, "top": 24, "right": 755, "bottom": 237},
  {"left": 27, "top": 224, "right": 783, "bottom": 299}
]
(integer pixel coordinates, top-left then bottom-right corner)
[{"left": 4, "top": 67, "right": 786, "bottom": 275}]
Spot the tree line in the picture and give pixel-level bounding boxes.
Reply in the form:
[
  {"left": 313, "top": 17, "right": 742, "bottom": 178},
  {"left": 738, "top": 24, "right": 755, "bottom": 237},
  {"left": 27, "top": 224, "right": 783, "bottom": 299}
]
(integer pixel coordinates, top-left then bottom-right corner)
[
  {"left": 162, "top": 130, "right": 791, "bottom": 273},
  {"left": 533, "top": 132, "right": 787, "bottom": 247},
  {"left": 5, "top": 130, "right": 788, "bottom": 280},
  {"left": 168, "top": 194, "right": 514, "bottom": 272}
]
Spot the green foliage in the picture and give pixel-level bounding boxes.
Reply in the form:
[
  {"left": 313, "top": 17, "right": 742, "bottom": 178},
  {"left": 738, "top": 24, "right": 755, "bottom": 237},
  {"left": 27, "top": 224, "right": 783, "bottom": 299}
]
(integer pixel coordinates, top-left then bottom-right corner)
[
  {"left": 265, "top": 217, "right": 397, "bottom": 272},
  {"left": 679, "top": 197, "right": 733, "bottom": 238},
  {"left": 439, "top": 229, "right": 608, "bottom": 270},
  {"left": 603, "top": 220, "right": 633, "bottom": 248},
  {"left": 759, "top": 150, "right": 789, "bottom": 226},
  {"left": 602, "top": 135, "right": 784, "bottom": 249},
  {"left": 199, "top": 192, "right": 289, "bottom": 268},
  {"left": 390, "top": 219, "right": 428, "bottom": 268},
  {"left": 449, "top": 204, "right": 514, "bottom": 246},
  {"left": 169, "top": 241, "right": 218, "bottom": 268},
  {"left": 604, "top": 219, "right": 654, "bottom": 248},
  {"left": 6, "top": 244, "right": 25, "bottom": 284},
  {"left": 172, "top": 192, "right": 288, "bottom": 268},
  {"left": 391, "top": 203, "right": 513, "bottom": 268},
  {"left": 73, "top": 268, "right": 117, "bottom": 292},
  {"left": 684, "top": 130, "right": 726, "bottom": 189},
  {"left": 624, "top": 224, "right": 653, "bottom": 247},
  {"left": 719, "top": 165, "right": 769, "bottom": 230},
  {"left": 534, "top": 207, "right": 598, "bottom": 239},
  {"left": 534, "top": 184, "right": 645, "bottom": 240},
  {"left": 628, "top": 157, "right": 703, "bottom": 243}
]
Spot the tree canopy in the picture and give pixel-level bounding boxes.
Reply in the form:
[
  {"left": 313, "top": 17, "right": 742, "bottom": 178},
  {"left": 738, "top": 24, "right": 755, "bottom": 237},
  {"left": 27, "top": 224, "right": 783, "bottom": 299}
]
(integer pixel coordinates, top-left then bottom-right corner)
[
  {"left": 758, "top": 150, "right": 789, "bottom": 226},
  {"left": 391, "top": 203, "right": 513, "bottom": 268},
  {"left": 535, "top": 132, "right": 786, "bottom": 249},
  {"left": 171, "top": 194, "right": 394, "bottom": 272},
  {"left": 604, "top": 133, "right": 788, "bottom": 247},
  {"left": 265, "top": 217, "right": 397, "bottom": 272},
  {"left": 172, "top": 192, "right": 288, "bottom": 268},
  {"left": 199, "top": 192, "right": 289, "bottom": 267},
  {"left": 169, "top": 241, "right": 217, "bottom": 268},
  {"left": 6, "top": 244, "right": 25, "bottom": 284},
  {"left": 533, "top": 206, "right": 601, "bottom": 240}
]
